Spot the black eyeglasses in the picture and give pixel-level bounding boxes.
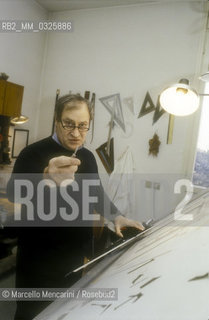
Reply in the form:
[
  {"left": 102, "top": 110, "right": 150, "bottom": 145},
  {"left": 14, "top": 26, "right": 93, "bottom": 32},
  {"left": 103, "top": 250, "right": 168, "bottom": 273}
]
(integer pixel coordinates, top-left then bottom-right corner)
[{"left": 60, "top": 120, "right": 89, "bottom": 132}]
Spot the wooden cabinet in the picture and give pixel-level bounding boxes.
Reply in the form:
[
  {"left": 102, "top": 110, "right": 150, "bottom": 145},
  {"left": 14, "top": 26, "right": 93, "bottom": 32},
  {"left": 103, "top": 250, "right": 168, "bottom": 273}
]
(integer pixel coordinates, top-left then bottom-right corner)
[
  {"left": 0, "top": 80, "right": 6, "bottom": 115},
  {"left": 0, "top": 79, "right": 24, "bottom": 117}
]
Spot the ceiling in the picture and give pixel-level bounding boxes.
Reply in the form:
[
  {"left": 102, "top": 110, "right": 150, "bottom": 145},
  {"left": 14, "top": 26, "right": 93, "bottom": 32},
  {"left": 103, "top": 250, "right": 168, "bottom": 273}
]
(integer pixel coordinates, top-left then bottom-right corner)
[{"left": 35, "top": 0, "right": 207, "bottom": 12}]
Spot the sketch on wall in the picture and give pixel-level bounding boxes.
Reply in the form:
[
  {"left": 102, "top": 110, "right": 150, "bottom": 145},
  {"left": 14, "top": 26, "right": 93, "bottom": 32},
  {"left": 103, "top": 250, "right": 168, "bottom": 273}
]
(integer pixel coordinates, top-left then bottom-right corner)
[
  {"left": 96, "top": 138, "right": 114, "bottom": 174},
  {"left": 123, "top": 96, "right": 136, "bottom": 115},
  {"left": 99, "top": 94, "right": 126, "bottom": 132},
  {"left": 138, "top": 92, "right": 166, "bottom": 125},
  {"left": 137, "top": 91, "right": 156, "bottom": 118},
  {"left": 152, "top": 96, "right": 166, "bottom": 125}
]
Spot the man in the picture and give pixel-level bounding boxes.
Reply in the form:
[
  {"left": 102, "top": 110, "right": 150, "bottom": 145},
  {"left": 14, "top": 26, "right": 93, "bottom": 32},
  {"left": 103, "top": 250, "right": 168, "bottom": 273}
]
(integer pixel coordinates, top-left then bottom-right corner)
[{"left": 7, "top": 94, "right": 144, "bottom": 319}]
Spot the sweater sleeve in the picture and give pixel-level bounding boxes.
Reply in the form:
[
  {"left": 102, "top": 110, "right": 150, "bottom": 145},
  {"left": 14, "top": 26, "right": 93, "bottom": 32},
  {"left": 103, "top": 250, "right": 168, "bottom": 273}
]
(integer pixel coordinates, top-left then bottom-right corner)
[{"left": 7, "top": 145, "right": 44, "bottom": 203}]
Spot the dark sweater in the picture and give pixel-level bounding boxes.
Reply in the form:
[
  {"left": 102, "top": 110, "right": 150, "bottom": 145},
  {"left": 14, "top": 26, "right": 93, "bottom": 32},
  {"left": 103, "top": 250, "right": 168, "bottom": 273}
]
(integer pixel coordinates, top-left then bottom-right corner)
[
  {"left": 10, "top": 135, "right": 99, "bottom": 174},
  {"left": 7, "top": 136, "right": 118, "bottom": 288}
]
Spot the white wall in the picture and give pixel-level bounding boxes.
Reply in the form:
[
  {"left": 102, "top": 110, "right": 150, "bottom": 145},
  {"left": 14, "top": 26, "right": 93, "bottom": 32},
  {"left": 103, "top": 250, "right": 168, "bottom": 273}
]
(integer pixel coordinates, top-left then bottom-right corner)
[
  {"left": 0, "top": 0, "right": 48, "bottom": 143},
  {"left": 0, "top": 1, "right": 207, "bottom": 220},
  {"left": 38, "top": 2, "right": 206, "bottom": 173},
  {"left": 36, "top": 1, "right": 208, "bottom": 220}
]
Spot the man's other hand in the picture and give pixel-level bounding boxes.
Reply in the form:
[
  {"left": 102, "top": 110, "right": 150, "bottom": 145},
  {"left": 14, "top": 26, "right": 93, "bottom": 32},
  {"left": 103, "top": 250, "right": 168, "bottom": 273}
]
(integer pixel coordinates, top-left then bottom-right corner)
[{"left": 114, "top": 215, "right": 145, "bottom": 238}]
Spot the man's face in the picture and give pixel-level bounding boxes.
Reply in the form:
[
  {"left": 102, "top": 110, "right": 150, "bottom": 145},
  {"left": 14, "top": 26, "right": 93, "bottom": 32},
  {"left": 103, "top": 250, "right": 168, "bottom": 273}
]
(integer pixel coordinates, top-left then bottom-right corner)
[{"left": 55, "top": 101, "right": 90, "bottom": 151}]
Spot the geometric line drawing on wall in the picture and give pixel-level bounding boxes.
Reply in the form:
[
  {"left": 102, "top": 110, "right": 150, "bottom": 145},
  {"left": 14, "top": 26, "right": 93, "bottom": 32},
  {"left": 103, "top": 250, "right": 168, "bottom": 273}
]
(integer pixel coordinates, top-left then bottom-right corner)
[
  {"left": 138, "top": 91, "right": 155, "bottom": 118},
  {"left": 96, "top": 138, "right": 114, "bottom": 174},
  {"left": 152, "top": 96, "right": 166, "bottom": 125},
  {"left": 123, "top": 97, "right": 135, "bottom": 115},
  {"left": 99, "top": 93, "right": 126, "bottom": 132}
]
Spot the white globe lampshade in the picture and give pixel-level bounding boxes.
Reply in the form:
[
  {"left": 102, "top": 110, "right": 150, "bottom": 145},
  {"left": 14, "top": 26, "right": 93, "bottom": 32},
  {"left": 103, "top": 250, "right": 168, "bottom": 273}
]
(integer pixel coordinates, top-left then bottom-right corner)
[{"left": 159, "top": 80, "right": 200, "bottom": 116}]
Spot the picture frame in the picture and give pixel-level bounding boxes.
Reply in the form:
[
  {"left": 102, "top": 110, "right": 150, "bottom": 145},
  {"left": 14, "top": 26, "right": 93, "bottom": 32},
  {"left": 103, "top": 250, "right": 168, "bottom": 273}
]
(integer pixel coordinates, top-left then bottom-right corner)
[{"left": 12, "top": 129, "right": 29, "bottom": 158}]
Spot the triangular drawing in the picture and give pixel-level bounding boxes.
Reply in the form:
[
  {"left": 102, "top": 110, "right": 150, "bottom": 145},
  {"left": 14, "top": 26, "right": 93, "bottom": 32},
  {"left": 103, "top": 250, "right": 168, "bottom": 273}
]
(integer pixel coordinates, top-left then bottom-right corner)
[
  {"left": 99, "top": 94, "right": 126, "bottom": 132},
  {"left": 152, "top": 96, "right": 166, "bottom": 125},
  {"left": 138, "top": 92, "right": 155, "bottom": 118},
  {"left": 96, "top": 138, "right": 114, "bottom": 174},
  {"left": 123, "top": 97, "right": 135, "bottom": 115}
]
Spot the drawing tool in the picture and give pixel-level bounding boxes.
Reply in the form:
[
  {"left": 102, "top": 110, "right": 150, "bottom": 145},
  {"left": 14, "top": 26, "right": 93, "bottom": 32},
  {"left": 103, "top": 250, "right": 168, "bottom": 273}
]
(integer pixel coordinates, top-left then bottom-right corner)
[{"left": 71, "top": 146, "right": 79, "bottom": 158}]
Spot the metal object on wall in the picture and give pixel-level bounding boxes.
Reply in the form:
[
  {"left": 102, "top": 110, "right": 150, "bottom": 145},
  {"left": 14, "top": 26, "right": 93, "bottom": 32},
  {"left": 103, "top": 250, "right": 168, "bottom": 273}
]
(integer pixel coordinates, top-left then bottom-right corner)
[
  {"left": 89, "top": 92, "right": 96, "bottom": 143},
  {"left": 138, "top": 91, "right": 155, "bottom": 118},
  {"left": 84, "top": 91, "right": 96, "bottom": 143},
  {"left": 96, "top": 138, "right": 114, "bottom": 174},
  {"left": 99, "top": 93, "right": 126, "bottom": 132},
  {"left": 167, "top": 114, "right": 175, "bottom": 144},
  {"left": 51, "top": 89, "right": 60, "bottom": 135},
  {"left": 152, "top": 96, "right": 166, "bottom": 125}
]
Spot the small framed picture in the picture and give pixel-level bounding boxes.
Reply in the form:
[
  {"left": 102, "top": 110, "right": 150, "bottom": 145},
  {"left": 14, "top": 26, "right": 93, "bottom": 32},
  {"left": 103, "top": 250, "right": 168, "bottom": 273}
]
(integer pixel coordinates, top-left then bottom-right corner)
[{"left": 12, "top": 129, "right": 29, "bottom": 158}]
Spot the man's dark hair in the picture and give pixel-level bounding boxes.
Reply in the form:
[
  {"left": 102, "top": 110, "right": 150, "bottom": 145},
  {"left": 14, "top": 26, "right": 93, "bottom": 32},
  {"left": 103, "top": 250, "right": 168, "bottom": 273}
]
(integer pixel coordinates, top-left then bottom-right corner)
[{"left": 55, "top": 94, "right": 93, "bottom": 122}]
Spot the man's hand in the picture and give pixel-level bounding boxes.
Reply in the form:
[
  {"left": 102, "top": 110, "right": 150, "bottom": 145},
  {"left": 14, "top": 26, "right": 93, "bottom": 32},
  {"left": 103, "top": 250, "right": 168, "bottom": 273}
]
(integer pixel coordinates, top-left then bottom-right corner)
[
  {"left": 114, "top": 215, "right": 145, "bottom": 238},
  {"left": 44, "top": 155, "right": 81, "bottom": 185}
]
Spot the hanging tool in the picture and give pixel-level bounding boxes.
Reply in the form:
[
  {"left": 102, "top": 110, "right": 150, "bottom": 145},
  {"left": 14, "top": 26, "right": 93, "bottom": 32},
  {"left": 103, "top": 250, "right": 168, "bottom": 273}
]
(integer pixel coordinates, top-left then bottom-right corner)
[
  {"left": 90, "top": 93, "right": 96, "bottom": 143},
  {"left": 51, "top": 89, "right": 60, "bottom": 135}
]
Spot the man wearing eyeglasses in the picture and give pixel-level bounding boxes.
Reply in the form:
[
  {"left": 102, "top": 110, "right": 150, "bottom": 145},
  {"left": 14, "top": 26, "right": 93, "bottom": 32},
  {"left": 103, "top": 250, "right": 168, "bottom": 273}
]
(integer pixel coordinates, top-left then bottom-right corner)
[
  {"left": 8, "top": 94, "right": 144, "bottom": 320},
  {"left": 43, "top": 94, "right": 144, "bottom": 236}
]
